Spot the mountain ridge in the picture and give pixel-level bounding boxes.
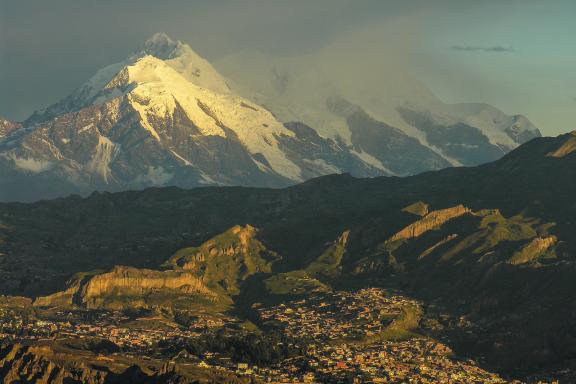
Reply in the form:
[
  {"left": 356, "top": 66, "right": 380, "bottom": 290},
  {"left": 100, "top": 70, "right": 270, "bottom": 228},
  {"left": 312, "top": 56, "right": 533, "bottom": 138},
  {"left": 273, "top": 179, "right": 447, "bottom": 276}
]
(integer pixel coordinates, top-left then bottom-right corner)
[
  {"left": 215, "top": 46, "right": 541, "bottom": 163},
  {"left": 1, "top": 131, "right": 576, "bottom": 376},
  {"left": 0, "top": 33, "right": 542, "bottom": 202}
]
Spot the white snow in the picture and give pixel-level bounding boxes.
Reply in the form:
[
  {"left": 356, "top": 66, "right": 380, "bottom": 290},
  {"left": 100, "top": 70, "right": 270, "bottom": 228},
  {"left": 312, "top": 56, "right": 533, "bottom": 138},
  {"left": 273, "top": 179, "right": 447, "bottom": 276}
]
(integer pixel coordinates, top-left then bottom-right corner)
[
  {"left": 100, "top": 55, "right": 303, "bottom": 181},
  {"left": 164, "top": 43, "right": 231, "bottom": 94},
  {"left": 134, "top": 33, "right": 231, "bottom": 94},
  {"left": 126, "top": 91, "right": 162, "bottom": 141},
  {"left": 351, "top": 150, "right": 394, "bottom": 175},
  {"left": 426, "top": 102, "right": 539, "bottom": 149},
  {"left": 215, "top": 49, "right": 438, "bottom": 145},
  {"left": 215, "top": 37, "right": 539, "bottom": 161},
  {"left": 86, "top": 135, "right": 118, "bottom": 183},
  {"left": 169, "top": 149, "right": 192, "bottom": 166},
  {"left": 23, "top": 31, "right": 540, "bottom": 191},
  {"left": 198, "top": 171, "right": 219, "bottom": 185},
  {"left": 31, "top": 31, "right": 541, "bottom": 187},
  {"left": 71, "top": 61, "right": 126, "bottom": 106}
]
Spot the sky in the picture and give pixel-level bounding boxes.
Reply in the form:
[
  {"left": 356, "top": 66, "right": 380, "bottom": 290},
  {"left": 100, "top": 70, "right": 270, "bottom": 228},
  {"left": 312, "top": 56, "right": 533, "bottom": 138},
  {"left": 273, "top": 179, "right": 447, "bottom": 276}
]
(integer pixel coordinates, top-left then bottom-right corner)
[{"left": 0, "top": 0, "right": 574, "bottom": 135}]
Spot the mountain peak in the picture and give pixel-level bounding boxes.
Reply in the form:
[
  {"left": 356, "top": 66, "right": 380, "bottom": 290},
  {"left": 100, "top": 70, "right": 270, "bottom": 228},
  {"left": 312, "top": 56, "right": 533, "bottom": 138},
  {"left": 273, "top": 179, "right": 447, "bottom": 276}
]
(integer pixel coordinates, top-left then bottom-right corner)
[
  {"left": 147, "top": 32, "right": 174, "bottom": 44},
  {"left": 0, "top": 116, "right": 21, "bottom": 137},
  {"left": 129, "top": 33, "right": 231, "bottom": 94},
  {"left": 138, "top": 32, "right": 180, "bottom": 60}
]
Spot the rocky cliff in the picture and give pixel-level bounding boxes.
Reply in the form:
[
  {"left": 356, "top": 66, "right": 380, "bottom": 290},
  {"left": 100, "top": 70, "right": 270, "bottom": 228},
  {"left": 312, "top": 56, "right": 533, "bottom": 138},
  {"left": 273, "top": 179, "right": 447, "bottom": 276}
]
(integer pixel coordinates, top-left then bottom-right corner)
[
  {"left": 0, "top": 344, "right": 76, "bottom": 384},
  {"left": 35, "top": 225, "right": 281, "bottom": 310},
  {"left": 34, "top": 266, "right": 217, "bottom": 310},
  {"left": 0, "top": 343, "right": 250, "bottom": 383},
  {"left": 83, "top": 266, "right": 215, "bottom": 301},
  {"left": 509, "top": 236, "right": 557, "bottom": 265},
  {"left": 0, "top": 118, "right": 20, "bottom": 138},
  {"left": 388, "top": 205, "right": 471, "bottom": 243}
]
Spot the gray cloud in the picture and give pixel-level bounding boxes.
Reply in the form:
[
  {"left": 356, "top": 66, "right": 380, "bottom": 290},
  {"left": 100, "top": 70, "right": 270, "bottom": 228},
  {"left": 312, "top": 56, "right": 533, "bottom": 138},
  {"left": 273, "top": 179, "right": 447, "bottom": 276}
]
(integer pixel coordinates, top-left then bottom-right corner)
[
  {"left": 450, "top": 45, "right": 515, "bottom": 53},
  {"left": 0, "top": 0, "right": 422, "bottom": 121},
  {"left": 0, "top": 0, "right": 569, "bottom": 136}
]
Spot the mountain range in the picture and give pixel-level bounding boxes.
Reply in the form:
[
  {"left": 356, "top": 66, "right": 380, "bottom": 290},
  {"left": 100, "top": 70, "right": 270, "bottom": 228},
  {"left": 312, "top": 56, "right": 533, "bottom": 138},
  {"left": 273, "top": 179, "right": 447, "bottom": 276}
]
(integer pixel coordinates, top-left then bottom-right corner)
[
  {"left": 0, "top": 33, "right": 541, "bottom": 202},
  {"left": 1, "top": 130, "right": 575, "bottom": 379}
]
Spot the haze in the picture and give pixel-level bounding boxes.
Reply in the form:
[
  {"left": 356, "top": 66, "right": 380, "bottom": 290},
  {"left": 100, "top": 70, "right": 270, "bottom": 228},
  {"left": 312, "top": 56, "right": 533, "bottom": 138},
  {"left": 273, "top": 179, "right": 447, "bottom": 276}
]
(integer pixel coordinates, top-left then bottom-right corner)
[{"left": 0, "top": 0, "right": 574, "bottom": 135}]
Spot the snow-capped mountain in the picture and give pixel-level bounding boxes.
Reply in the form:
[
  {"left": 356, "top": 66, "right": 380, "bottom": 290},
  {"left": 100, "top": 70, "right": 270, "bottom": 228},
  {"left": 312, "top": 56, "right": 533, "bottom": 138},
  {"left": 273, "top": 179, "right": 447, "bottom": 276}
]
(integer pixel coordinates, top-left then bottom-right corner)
[
  {"left": 215, "top": 45, "right": 541, "bottom": 168},
  {"left": 0, "top": 33, "right": 541, "bottom": 202},
  {"left": 0, "top": 33, "right": 385, "bottom": 201}
]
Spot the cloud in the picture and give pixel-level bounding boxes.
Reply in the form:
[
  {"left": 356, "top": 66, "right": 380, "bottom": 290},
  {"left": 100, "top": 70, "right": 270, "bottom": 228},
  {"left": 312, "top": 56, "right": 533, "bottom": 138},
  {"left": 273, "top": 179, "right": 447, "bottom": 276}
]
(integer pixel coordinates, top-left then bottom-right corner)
[
  {"left": 0, "top": 0, "right": 415, "bottom": 121},
  {"left": 450, "top": 45, "right": 515, "bottom": 53}
]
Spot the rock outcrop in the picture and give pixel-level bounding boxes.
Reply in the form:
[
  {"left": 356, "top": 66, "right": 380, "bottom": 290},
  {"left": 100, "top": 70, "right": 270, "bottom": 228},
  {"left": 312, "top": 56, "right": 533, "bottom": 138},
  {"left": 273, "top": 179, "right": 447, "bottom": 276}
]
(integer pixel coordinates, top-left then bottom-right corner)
[
  {"left": 0, "top": 344, "right": 104, "bottom": 384},
  {"left": 418, "top": 234, "right": 458, "bottom": 260},
  {"left": 0, "top": 117, "right": 20, "bottom": 138},
  {"left": 0, "top": 343, "right": 249, "bottom": 383},
  {"left": 388, "top": 205, "right": 471, "bottom": 243},
  {"left": 264, "top": 231, "right": 350, "bottom": 296},
  {"left": 402, "top": 201, "right": 430, "bottom": 217},
  {"left": 509, "top": 236, "right": 557, "bottom": 265},
  {"left": 34, "top": 225, "right": 281, "bottom": 310},
  {"left": 34, "top": 267, "right": 215, "bottom": 310},
  {"left": 83, "top": 266, "right": 214, "bottom": 300},
  {"left": 547, "top": 131, "right": 576, "bottom": 158}
]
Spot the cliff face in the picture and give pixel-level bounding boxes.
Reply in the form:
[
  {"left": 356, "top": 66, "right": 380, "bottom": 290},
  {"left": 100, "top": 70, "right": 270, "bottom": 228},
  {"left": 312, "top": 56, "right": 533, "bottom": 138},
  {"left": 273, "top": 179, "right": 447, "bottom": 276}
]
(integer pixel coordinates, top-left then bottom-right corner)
[
  {"left": 82, "top": 266, "right": 214, "bottom": 299},
  {"left": 388, "top": 205, "right": 471, "bottom": 243},
  {"left": 402, "top": 201, "right": 430, "bottom": 217},
  {"left": 33, "top": 282, "right": 82, "bottom": 308},
  {"left": 0, "top": 118, "right": 21, "bottom": 138},
  {"left": 34, "top": 225, "right": 281, "bottom": 310},
  {"left": 0, "top": 344, "right": 105, "bottom": 384},
  {"left": 34, "top": 266, "right": 216, "bottom": 310},
  {"left": 0, "top": 343, "right": 250, "bottom": 384},
  {"left": 509, "top": 236, "right": 557, "bottom": 265}
]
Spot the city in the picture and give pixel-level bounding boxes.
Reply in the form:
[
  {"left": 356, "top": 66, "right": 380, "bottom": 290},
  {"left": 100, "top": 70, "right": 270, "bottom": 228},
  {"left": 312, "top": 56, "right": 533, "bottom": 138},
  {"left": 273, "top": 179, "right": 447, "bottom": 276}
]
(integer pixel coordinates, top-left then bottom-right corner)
[{"left": 0, "top": 288, "right": 533, "bottom": 383}]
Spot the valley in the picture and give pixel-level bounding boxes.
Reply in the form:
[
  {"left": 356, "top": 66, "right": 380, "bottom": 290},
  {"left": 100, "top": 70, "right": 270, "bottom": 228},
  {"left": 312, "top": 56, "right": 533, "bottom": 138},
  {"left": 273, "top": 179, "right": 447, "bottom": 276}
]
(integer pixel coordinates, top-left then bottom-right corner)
[
  {"left": 1, "top": 131, "right": 576, "bottom": 381},
  {"left": 0, "top": 287, "right": 522, "bottom": 383},
  {"left": 0, "top": 0, "right": 572, "bottom": 380}
]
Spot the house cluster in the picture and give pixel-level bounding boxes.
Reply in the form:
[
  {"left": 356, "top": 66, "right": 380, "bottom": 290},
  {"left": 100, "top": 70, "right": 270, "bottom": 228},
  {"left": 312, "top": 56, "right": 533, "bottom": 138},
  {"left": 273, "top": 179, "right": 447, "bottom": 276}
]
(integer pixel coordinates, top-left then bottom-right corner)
[
  {"left": 0, "top": 291, "right": 563, "bottom": 383},
  {"left": 257, "top": 288, "right": 419, "bottom": 342},
  {"left": 0, "top": 308, "right": 228, "bottom": 352},
  {"left": 272, "top": 339, "right": 510, "bottom": 383},
  {"left": 248, "top": 289, "right": 512, "bottom": 383}
]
